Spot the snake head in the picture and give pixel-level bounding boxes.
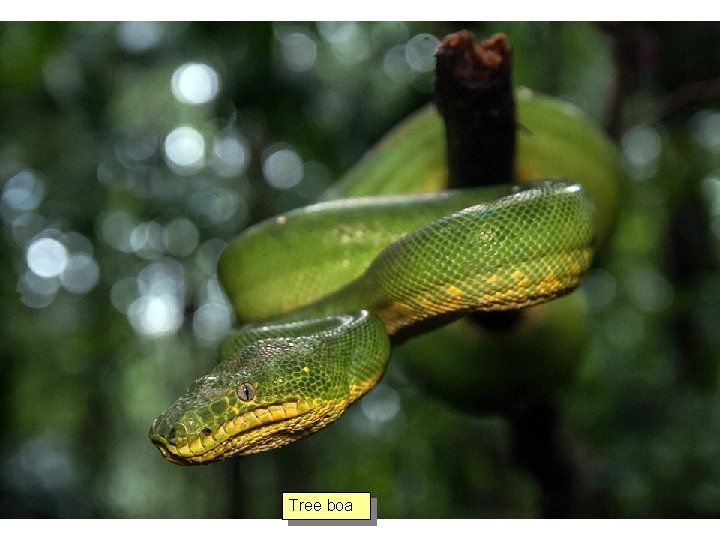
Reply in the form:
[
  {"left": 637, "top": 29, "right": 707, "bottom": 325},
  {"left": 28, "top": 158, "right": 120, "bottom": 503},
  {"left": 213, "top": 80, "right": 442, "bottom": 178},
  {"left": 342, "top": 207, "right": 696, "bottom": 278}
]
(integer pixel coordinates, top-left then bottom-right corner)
[
  {"left": 149, "top": 338, "right": 341, "bottom": 464},
  {"left": 149, "top": 312, "right": 389, "bottom": 464}
]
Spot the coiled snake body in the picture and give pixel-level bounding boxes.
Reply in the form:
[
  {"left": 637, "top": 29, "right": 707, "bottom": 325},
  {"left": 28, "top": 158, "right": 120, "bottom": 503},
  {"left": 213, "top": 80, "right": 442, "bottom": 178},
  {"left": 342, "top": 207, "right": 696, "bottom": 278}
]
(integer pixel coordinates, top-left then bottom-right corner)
[{"left": 149, "top": 180, "right": 595, "bottom": 464}]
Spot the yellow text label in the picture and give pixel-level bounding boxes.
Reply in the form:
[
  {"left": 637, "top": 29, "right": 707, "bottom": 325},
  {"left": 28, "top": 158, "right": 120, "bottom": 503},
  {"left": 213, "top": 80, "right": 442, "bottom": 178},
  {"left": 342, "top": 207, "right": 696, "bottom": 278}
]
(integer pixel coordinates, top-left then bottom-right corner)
[{"left": 282, "top": 492, "right": 371, "bottom": 520}]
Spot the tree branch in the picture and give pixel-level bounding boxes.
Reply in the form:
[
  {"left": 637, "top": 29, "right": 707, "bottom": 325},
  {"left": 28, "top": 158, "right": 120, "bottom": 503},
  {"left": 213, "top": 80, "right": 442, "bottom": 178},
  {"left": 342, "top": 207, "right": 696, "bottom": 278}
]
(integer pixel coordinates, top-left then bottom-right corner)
[{"left": 434, "top": 31, "right": 516, "bottom": 188}]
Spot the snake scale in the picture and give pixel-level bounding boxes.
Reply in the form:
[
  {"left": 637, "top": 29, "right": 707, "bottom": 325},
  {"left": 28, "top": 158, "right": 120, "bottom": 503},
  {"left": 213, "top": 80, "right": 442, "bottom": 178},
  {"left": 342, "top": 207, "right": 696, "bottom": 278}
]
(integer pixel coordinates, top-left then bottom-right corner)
[{"left": 149, "top": 178, "right": 596, "bottom": 465}]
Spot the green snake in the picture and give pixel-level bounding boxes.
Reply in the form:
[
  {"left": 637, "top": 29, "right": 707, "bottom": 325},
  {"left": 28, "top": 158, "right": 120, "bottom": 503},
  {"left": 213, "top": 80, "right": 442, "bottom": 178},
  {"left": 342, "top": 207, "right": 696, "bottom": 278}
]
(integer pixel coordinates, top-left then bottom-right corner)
[{"left": 149, "top": 179, "right": 596, "bottom": 465}]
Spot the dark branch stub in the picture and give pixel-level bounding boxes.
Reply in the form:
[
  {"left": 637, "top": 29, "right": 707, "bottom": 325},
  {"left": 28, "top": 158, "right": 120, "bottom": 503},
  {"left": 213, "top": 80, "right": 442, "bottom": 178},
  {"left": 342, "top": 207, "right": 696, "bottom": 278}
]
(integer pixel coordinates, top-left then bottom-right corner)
[
  {"left": 434, "top": 31, "right": 516, "bottom": 188},
  {"left": 435, "top": 30, "right": 523, "bottom": 331}
]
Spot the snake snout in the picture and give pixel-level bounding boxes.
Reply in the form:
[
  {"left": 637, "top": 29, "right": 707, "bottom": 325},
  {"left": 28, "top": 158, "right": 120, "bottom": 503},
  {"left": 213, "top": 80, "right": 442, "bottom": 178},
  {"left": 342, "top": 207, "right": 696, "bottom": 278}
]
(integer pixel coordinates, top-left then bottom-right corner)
[
  {"left": 149, "top": 416, "right": 197, "bottom": 465},
  {"left": 149, "top": 408, "right": 188, "bottom": 443}
]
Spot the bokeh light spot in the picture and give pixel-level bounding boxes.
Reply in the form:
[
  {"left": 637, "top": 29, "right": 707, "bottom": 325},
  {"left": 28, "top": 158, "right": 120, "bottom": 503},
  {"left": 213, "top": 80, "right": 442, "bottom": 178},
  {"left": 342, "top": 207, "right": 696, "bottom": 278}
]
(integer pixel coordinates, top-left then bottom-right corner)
[
  {"left": 404, "top": 34, "right": 440, "bottom": 72},
  {"left": 130, "top": 221, "right": 166, "bottom": 259},
  {"left": 164, "top": 126, "right": 205, "bottom": 173},
  {"left": 627, "top": 267, "right": 673, "bottom": 313},
  {"left": 360, "top": 384, "right": 401, "bottom": 423},
  {"left": 317, "top": 22, "right": 369, "bottom": 64},
  {"left": 137, "top": 259, "right": 185, "bottom": 297},
  {"left": 193, "top": 302, "right": 233, "bottom": 344},
  {"left": 262, "top": 145, "right": 304, "bottom": 189},
  {"left": 279, "top": 32, "right": 317, "bottom": 72},
  {"left": 171, "top": 63, "right": 220, "bottom": 105},
  {"left": 195, "top": 239, "right": 227, "bottom": 276},
  {"left": 60, "top": 253, "right": 100, "bottom": 295},
  {"left": 701, "top": 174, "right": 720, "bottom": 216},
  {"left": 99, "top": 210, "right": 137, "bottom": 253},
  {"left": 116, "top": 22, "right": 164, "bottom": 53},
  {"left": 27, "top": 237, "right": 68, "bottom": 278},
  {"left": 383, "top": 45, "right": 414, "bottom": 84},
  {"left": 317, "top": 21, "right": 358, "bottom": 44},
  {"left": 622, "top": 125, "right": 662, "bottom": 180},
  {"left": 187, "top": 187, "right": 242, "bottom": 225},
  {"left": 110, "top": 277, "right": 139, "bottom": 314},
  {"left": 690, "top": 110, "right": 720, "bottom": 153},
  {"left": 128, "top": 294, "right": 183, "bottom": 337},
  {"left": 212, "top": 133, "right": 249, "bottom": 177},
  {"left": 11, "top": 212, "right": 46, "bottom": 248},
  {"left": 1, "top": 170, "right": 45, "bottom": 215},
  {"left": 17, "top": 270, "right": 59, "bottom": 308},
  {"left": 43, "top": 53, "right": 83, "bottom": 105},
  {"left": 164, "top": 218, "right": 199, "bottom": 257},
  {"left": 127, "top": 259, "right": 185, "bottom": 337},
  {"left": 581, "top": 268, "right": 617, "bottom": 312}
]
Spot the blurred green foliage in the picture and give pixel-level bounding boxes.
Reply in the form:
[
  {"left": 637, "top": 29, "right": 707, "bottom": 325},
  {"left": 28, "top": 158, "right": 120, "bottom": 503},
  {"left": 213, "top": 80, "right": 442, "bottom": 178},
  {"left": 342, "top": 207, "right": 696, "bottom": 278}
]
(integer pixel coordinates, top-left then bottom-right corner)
[{"left": 1, "top": 21, "right": 720, "bottom": 518}]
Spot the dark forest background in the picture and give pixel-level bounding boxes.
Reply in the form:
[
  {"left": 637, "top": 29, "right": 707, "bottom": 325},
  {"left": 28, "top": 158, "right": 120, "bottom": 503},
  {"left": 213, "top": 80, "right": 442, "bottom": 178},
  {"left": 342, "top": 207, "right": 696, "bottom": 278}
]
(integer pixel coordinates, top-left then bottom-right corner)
[{"left": 2, "top": 22, "right": 720, "bottom": 518}]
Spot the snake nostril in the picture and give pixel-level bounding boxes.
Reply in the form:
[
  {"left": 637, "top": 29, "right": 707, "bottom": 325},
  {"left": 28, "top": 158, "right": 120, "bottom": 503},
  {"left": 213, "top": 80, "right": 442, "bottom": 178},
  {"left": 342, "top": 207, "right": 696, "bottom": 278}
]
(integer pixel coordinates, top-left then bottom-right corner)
[
  {"left": 168, "top": 427, "right": 176, "bottom": 440},
  {"left": 201, "top": 427, "right": 212, "bottom": 436}
]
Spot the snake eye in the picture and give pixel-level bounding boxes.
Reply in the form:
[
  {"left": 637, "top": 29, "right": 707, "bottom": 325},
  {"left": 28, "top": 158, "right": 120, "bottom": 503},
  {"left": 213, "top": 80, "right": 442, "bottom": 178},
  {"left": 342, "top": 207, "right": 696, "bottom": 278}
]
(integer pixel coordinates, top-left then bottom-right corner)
[
  {"left": 168, "top": 428, "right": 176, "bottom": 440},
  {"left": 236, "top": 382, "right": 256, "bottom": 401},
  {"left": 201, "top": 427, "right": 212, "bottom": 436}
]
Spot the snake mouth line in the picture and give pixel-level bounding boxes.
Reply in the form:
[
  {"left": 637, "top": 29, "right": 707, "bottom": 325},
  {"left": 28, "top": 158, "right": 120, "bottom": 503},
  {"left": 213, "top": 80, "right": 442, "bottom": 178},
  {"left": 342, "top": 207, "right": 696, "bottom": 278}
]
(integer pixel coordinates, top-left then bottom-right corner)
[{"left": 151, "top": 399, "right": 315, "bottom": 464}]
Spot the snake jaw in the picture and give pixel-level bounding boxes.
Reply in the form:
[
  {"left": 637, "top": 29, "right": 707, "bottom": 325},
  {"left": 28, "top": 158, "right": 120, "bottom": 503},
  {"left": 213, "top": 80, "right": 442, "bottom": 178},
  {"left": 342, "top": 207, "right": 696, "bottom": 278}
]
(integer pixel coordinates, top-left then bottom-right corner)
[
  {"left": 150, "top": 397, "right": 347, "bottom": 464},
  {"left": 149, "top": 434, "right": 190, "bottom": 466}
]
